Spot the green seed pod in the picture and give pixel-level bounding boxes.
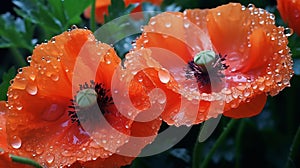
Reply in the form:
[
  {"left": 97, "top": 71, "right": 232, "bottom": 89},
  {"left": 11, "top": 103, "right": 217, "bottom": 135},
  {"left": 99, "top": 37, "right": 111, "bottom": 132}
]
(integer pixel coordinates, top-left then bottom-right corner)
[
  {"left": 194, "top": 50, "right": 216, "bottom": 65},
  {"left": 76, "top": 89, "right": 97, "bottom": 108}
]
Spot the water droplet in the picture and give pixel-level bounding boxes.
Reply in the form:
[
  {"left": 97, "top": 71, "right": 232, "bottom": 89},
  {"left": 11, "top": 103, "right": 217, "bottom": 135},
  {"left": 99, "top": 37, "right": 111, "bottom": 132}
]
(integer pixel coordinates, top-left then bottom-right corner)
[
  {"left": 283, "top": 28, "right": 293, "bottom": 37},
  {"left": 27, "top": 56, "right": 32, "bottom": 63},
  {"left": 259, "top": 20, "right": 264, "bottom": 25},
  {"left": 241, "top": 5, "right": 246, "bottom": 11},
  {"left": 165, "top": 22, "right": 171, "bottom": 28},
  {"left": 9, "top": 79, "right": 14, "bottom": 85},
  {"left": 16, "top": 104, "right": 23, "bottom": 110},
  {"left": 50, "top": 73, "right": 59, "bottom": 81},
  {"left": 158, "top": 68, "right": 170, "bottom": 84},
  {"left": 71, "top": 25, "right": 78, "bottom": 30},
  {"left": 50, "top": 37, "right": 56, "bottom": 43},
  {"left": 102, "top": 140, "right": 107, "bottom": 144},
  {"left": 26, "top": 84, "right": 38, "bottom": 95},
  {"left": 247, "top": 4, "right": 255, "bottom": 10},
  {"left": 17, "top": 68, "right": 23, "bottom": 74},
  {"left": 150, "top": 21, "right": 156, "bottom": 25},
  {"left": 46, "top": 153, "right": 54, "bottom": 164},
  {"left": 29, "top": 74, "right": 36, "bottom": 81},
  {"left": 36, "top": 146, "right": 44, "bottom": 155},
  {"left": 10, "top": 136, "right": 22, "bottom": 149},
  {"left": 184, "top": 22, "right": 190, "bottom": 28}
]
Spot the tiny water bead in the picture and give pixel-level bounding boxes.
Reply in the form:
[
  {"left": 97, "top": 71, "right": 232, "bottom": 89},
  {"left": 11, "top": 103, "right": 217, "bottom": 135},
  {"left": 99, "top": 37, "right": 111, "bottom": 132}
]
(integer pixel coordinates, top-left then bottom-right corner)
[
  {"left": 283, "top": 27, "right": 294, "bottom": 37},
  {"left": 158, "top": 68, "right": 171, "bottom": 84},
  {"left": 46, "top": 153, "right": 55, "bottom": 164},
  {"left": 10, "top": 135, "right": 22, "bottom": 149},
  {"left": 25, "top": 84, "right": 38, "bottom": 95}
]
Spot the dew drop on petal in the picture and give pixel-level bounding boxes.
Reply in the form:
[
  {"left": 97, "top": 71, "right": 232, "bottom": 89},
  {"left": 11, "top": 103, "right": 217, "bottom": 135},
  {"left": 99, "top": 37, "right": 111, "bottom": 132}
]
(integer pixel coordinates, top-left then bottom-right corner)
[
  {"left": 17, "top": 68, "right": 23, "bottom": 74},
  {"left": 26, "top": 84, "right": 38, "bottom": 95},
  {"left": 27, "top": 56, "right": 32, "bottom": 63},
  {"left": 165, "top": 22, "right": 172, "bottom": 28},
  {"left": 247, "top": 4, "right": 255, "bottom": 10},
  {"left": 29, "top": 74, "right": 36, "bottom": 81},
  {"left": 283, "top": 28, "right": 293, "bottom": 37},
  {"left": 50, "top": 73, "right": 59, "bottom": 81},
  {"left": 50, "top": 37, "right": 56, "bottom": 43},
  {"left": 184, "top": 21, "right": 190, "bottom": 28},
  {"left": 150, "top": 21, "right": 156, "bottom": 25},
  {"left": 71, "top": 25, "right": 78, "bottom": 30},
  {"left": 158, "top": 68, "right": 171, "bottom": 84},
  {"left": 10, "top": 136, "right": 22, "bottom": 149},
  {"left": 46, "top": 154, "right": 55, "bottom": 164}
]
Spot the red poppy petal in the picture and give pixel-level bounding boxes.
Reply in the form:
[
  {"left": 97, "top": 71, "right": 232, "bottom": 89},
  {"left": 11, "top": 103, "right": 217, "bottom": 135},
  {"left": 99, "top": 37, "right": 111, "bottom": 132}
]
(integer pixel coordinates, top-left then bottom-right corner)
[{"left": 223, "top": 93, "right": 267, "bottom": 118}]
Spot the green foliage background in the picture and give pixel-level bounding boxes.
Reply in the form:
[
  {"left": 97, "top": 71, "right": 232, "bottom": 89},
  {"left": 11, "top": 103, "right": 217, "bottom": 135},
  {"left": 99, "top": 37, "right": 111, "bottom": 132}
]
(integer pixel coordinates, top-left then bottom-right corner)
[{"left": 0, "top": 0, "right": 299, "bottom": 168}]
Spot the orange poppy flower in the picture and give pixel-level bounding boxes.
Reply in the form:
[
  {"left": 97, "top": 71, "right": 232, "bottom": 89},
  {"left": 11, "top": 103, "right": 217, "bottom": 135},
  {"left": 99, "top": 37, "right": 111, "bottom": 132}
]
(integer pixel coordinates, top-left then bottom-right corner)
[
  {"left": 277, "top": 0, "right": 300, "bottom": 35},
  {"left": 84, "top": 0, "right": 163, "bottom": 24},
  {"left": 124, "top": 3, "right": 293, "bottom": 125},
  {"left": 5, "top": 28, "right": 161, "bottom": 167}
]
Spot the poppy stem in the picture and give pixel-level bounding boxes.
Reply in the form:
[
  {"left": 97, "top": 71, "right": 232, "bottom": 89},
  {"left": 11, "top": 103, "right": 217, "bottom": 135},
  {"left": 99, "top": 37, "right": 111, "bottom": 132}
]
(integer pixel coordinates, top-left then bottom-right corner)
[
  {"left": 10, "top": 47, "right": 27, "bottom": 67},
  {"left": 10, "top": 154, "right": 42, "bottom": 168},
  {"left": 90, "top": 0, "right": 96, "bottom": 32},
  {"left": 285, "top": 124, "right": 300, "bottom": 168},
  {"left": 234, "top": 119, "right": 246, "bottom": 168},
  {"left": 199, "top": 119, "right": 238, "bottom": 168},
  {"left": 192, "top": 126, "right": 203, "bottom": 168}
]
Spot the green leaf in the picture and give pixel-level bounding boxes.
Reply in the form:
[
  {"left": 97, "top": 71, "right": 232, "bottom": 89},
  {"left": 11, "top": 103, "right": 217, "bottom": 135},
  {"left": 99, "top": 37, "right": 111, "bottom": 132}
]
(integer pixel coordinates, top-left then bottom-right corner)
[
  {"left": 13, "top": 0, "right": 92, "bottom": 37},
  {"left": 0, "top": 67, "right": 16, "bottom": 101},
  {"left": 104, "top": 0, "right": 138, "bottom": 23},
  {"left": 0, "top": 12, "right": 34, "bottom": 50}
]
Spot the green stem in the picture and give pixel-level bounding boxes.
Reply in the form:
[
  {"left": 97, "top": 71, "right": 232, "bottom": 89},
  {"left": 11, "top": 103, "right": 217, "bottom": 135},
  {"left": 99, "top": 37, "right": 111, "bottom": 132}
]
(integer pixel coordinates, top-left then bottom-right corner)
[
  {"left": 235, "top": 119, "right": 246, "bottom": 168},
  {"left": 10, "top": 47, "right": 27, "bottom": 67},
  {"left": 90, "top": 0, "right": 96, "bottom": 32},
  {"left": 199, "top": 119, "right": 238, "bottom": 168},
  {"left": 285, "top": 125, "right": 300, "bottom": 168},
  {"left": 10, "top": 154, "right": 42, "bottom": 168},
  {"left": 192, "top": 126, "right": 203, "bottom": 168}
]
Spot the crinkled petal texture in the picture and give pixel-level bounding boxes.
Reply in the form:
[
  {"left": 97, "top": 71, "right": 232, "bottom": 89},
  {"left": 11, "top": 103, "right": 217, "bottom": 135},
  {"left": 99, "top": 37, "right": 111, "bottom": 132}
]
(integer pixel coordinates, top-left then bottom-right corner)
[
  {"left": 277, "top": 0, "right": 300, "bottom": 35},
  {"left": 127, "top": 3, "right": 293, "bottom": 125},
  {"left": 6, "top": 29, "right": 161, "bottom": 167}
]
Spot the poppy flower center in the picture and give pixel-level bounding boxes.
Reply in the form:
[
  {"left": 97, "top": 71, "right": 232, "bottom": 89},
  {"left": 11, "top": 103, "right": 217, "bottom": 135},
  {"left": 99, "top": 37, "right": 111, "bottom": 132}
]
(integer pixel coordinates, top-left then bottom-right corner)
[
  {"left": 69, "top": 80, "right": 113, "bottom": 126},
  {"left": 186, "top": 50, "right": 228, "bottom": 93}
]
